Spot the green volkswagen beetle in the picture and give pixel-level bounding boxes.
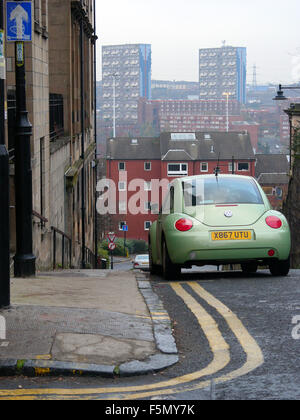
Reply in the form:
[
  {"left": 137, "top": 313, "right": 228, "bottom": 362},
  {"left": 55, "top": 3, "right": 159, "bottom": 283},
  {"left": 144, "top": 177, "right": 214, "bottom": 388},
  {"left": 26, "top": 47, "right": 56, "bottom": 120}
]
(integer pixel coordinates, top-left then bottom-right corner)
[{"left": 149, "top": 174, "right": 291, "bottom": 280}]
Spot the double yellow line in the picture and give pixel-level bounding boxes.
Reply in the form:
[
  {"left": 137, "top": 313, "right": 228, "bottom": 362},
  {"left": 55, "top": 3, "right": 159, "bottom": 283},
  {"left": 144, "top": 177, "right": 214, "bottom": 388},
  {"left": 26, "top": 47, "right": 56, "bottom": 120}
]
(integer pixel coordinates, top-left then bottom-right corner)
[{"left": 0, "top": 282, "right": 264, "bottom": 400}]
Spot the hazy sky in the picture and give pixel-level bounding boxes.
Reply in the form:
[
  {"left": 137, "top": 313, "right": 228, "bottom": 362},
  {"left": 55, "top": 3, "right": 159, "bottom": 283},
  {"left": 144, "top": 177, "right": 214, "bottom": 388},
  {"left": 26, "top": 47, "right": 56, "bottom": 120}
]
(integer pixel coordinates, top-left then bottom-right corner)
[{"left": 95, "top": 0, "right": 300, "bottom": 85}]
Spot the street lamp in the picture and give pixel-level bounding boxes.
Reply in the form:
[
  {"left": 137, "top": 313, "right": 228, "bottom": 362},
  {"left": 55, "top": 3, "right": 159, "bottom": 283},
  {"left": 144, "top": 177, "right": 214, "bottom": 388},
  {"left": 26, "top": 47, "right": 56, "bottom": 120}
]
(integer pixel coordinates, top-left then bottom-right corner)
[
  {"left": 0, "top": 0, "right": 10, "bottom": 307},
  {"left": 273, "top": 84, "right": 300, "bottom": 173},
  {"left": 273, "top": 84, "right": 300, "bottom": 101},
  {"left": 222, "top": 92, "right": 232, "bottom": 132}
]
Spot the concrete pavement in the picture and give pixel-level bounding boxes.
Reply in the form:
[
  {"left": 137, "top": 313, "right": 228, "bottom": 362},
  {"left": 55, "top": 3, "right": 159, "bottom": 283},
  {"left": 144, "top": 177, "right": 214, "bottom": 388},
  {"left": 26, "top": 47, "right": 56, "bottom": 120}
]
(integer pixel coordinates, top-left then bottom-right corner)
[{"left": 0, "top": 269, "right": 178, "bottom": 377}]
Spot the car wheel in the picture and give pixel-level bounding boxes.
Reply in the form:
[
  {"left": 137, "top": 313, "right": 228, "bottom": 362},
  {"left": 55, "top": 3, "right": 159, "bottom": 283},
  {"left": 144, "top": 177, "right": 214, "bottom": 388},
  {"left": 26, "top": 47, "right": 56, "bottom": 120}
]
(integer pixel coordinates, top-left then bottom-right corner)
[
  {"left": 269, "top": 257, "right": 290, "bottom": 277},
  {"left": 241, "top": 262, "right": 258, "bottom": 274},
  {"left": 162, "top": 239, "right": 181, "bottom": 280},
  {"left": 149, "top": 240, "right": 161, "bottom": 275}
]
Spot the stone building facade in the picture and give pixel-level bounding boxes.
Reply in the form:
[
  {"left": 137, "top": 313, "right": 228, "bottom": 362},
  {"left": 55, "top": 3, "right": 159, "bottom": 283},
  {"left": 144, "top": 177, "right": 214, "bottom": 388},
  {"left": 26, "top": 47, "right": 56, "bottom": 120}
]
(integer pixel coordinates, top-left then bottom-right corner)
[{"left": 4, "top": 0, "right": 96, "bottom": 270}]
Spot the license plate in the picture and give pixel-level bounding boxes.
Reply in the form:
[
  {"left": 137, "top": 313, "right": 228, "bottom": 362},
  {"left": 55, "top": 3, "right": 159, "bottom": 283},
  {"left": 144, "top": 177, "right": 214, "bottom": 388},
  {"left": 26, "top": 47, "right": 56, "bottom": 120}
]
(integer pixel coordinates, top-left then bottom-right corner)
[{"left": 211, "top": 231, "right": 252, "bottom": 241}]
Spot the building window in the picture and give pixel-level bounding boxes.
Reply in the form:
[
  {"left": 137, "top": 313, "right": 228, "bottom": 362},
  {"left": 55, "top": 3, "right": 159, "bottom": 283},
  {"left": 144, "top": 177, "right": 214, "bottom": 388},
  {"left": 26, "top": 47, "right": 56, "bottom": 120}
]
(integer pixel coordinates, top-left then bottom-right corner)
[
  {"left": 144, "top": 201, "right": 151, "bottom": 212},
  {"left": 237, "top": 162, "right": 249, "bottom": 171},
  {"left": 144, "top": 162, "right": 151, "bottom": 171},
  {"left": 119, "top": 162, "right": 126, "bottom": 171},
  {"left": 41, "top": 0, "right": 47, "bottom": 31},
  {"left": 262, "top": 186, "right": 273, "bottom": 196},
  {"left": 118, "top": 181, "right": 126, "bottom": 191},
  {"left": 119, "top": 202, "right": 126, "bottom": 212},
  {"left": 168, "top": 163, "right": 188, "bottom": 176},
  {"left": 144, "top": 181, "right": 152, "bottom": 191},
  {"left": 228, "top": 162, "right": 236, "bottom": 173},
  {"left": 144, "top": 221, "right": 152, "bottom": 231},
  {"left": 119, "top": 221, "right": 127, "bottom": 231},
  {"left": 201, "top": 162, "right": 208, "bottom": 172},
  {"left": 34, "top": 0, "right": 41, "bottom": 24}
]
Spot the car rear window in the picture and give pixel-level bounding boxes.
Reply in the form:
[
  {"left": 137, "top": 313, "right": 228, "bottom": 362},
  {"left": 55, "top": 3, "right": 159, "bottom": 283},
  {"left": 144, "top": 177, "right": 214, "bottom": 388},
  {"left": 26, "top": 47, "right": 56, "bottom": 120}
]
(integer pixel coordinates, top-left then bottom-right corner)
[{"left": 183, "top": 177, "right": 264, "bottom": 206}]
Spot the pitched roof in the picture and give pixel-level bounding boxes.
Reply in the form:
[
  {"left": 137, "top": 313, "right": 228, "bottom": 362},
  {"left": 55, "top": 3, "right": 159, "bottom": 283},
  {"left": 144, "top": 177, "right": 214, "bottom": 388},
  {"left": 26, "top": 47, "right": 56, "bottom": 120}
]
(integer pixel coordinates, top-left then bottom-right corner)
[
  {"left": 255, "top": 154, "right": 289, "bottom": 178},
  {"left": 160, "top": 132, "right": 255, "bottom": 161},
  {"left": 106, "top": 131, "right": 255, "bottom": 161},
  {"left": 106, "top": 137, "right": 161, "bottom": 160},
  {"left": 257, "top": 173, "right": 290, "bottom": 185}
]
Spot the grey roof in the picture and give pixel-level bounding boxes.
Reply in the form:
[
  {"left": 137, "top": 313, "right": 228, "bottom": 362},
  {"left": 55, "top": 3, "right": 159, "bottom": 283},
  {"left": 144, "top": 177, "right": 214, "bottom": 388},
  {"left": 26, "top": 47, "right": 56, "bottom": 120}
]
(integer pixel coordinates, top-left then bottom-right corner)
[
  {"left": 106, "top": 137, "right": 161, "bottom": 160},
  {"left": 160, "top": 132, "right": 255, "bottom": 161},
  {"left": 106, "top": 132, "right": 255, "bottom": 161},
  {"left": 255, "top": 154, "right": 289, "bottom": 178},
  {"left": 257, "top": 173, "right": 290, "bottom": 185}
]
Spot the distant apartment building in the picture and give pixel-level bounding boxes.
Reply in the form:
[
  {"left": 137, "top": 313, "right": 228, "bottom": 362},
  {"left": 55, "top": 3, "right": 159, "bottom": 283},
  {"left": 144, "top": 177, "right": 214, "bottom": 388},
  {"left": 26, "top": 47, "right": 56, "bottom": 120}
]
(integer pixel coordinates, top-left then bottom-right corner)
[
  {"left": 199, "top": 46, "right": 247, "bottom": 104},
  {"left": 151, "top": 80, "right": 200, "bottom": 100},
  {"left": 100, "top": 44, "right": 152, "bottom": 140},
  {"left": 280, "top": 114, "right": 290, "bottom": 145},
  {"left": 5, "top": 0, "right": 96, "bottom": 270}
]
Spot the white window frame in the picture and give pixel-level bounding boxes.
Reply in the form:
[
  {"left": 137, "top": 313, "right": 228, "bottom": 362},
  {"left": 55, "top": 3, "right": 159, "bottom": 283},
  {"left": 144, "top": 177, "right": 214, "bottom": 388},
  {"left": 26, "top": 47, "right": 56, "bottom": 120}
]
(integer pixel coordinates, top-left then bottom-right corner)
[
  {"left": 119, "top": 221, "right": 127, "bottom": 231},
  {"left": 144, "top": 201, "right": 151, "bottom": 212},
  {"left": 118, "top": 162, "right": 126, "bottom": 171},
  {"left": 119, "top": 201, "right": 126, "bottom": 212},
  {"left": 118, "top": 181, "right": 127, "bottom": 191},
  {"left": 144, "top": 221, "right": 152, "bottom": 231},
  {"left": 167, "top": 163, "right": 188, "bottom": 176},
  {"left": 144, "top": 162, "right": 151, "bottom": 171},
  {"left": 200, "top": 162, "right": 208, "bottom": 172},
  {"left": 228, "top": 162, "right": 237, "bottom": 172},
  {"left": 144, "top": 181, "right": 152, "bottom": 191},
  {"left": 237, "top": 162, "right": 249, "bottom": 172}
]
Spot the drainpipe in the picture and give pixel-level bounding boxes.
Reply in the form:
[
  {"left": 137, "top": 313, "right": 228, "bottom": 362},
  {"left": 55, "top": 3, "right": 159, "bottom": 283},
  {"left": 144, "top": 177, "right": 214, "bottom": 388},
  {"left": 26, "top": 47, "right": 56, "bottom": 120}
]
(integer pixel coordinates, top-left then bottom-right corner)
[
  {"left": 93, "top": 0, "right": 98, "bottom": 268},
  {"left": 80, "top": 12, "right": 85, "bottom": 269},
  {"left": 0, "top": 0, "right": 10, "bottom": 307}
]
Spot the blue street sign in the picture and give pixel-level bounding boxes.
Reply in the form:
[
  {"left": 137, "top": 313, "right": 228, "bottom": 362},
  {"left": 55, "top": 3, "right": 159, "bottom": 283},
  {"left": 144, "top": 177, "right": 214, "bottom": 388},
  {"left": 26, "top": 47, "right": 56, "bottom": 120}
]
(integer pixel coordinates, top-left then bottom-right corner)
[
  {"left": 6, "top": 1, "right": 33, "bottom": 42},
  {"left": 122, "top": 225, "right": 128, "bottom": 232}
]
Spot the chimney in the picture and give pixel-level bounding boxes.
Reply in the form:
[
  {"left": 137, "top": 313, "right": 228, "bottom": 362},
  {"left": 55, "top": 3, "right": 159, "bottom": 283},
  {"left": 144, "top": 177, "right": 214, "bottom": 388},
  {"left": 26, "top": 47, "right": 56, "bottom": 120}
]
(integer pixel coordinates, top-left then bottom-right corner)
[{"left": 190, "top": 143, "right": 198, "bottom": 159}]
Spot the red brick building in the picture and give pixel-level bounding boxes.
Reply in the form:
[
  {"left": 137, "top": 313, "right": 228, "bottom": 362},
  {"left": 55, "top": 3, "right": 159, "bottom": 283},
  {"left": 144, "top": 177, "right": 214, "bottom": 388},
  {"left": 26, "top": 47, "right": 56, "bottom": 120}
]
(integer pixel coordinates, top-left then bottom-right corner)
[
  {"left": 255, "top": 154, "right": 289, "bottom": 211},
  {"left": 105, "top": 132, "right": 256, "bottom": 241}
]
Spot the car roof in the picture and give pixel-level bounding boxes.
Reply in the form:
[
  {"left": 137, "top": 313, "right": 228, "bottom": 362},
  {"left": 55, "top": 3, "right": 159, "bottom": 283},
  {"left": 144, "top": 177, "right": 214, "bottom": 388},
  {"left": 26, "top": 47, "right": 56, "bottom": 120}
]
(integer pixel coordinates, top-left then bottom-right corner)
[{"left": 171, "top": 174, "right": 254, "bottom": 186}]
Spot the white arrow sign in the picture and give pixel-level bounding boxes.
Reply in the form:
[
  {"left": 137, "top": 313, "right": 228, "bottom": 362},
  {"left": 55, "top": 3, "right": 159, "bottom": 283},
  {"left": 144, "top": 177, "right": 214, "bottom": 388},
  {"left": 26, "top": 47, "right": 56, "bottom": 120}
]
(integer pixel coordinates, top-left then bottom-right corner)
[{"left": 10, "top": 5, "right": 29, "bottom": 40}]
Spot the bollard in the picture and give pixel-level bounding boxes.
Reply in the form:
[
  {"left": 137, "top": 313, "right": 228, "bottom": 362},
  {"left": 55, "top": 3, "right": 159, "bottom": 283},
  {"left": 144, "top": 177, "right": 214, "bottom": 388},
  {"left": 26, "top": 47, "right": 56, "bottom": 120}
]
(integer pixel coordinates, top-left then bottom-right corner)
[{"left": 0, "top": 145, "right": 10, "bottom": 308}]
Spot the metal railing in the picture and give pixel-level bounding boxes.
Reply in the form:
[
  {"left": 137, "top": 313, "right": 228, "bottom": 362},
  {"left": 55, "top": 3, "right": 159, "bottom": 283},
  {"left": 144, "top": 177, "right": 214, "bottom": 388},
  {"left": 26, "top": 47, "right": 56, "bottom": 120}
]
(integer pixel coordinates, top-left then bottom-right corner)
[
  {"left": 49, "top": 93, "right": 64, "bottom": 141},
  {"left": 32, "top": 210, "right": 48, "bottom": 229},
  {"left": 84, "top": 246, "right": 97, "bottom": 269},
  {"left": 51, "top": 226, "right": 72, "bottom": 270}
]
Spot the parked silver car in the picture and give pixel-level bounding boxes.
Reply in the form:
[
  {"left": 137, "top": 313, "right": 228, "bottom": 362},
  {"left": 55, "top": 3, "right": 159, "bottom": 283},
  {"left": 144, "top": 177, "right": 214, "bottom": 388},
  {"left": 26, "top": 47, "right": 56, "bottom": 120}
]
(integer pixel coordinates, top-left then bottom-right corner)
[{"left": 132, "top": 254, "right": 150, "bottom": 271}]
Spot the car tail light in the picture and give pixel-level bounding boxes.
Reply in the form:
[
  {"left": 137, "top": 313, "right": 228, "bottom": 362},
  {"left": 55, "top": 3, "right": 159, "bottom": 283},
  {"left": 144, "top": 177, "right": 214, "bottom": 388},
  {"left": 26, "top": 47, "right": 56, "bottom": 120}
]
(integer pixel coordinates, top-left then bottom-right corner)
[
  {"left": 134, "top": 262, "right": 139, "bottom": 267},
  {"left": 268, "top": 249, "right": 275, "bottom": 257},
  {"left": 175, "top": 218, "right": 193, "bottom": 232},
  {"left": 265, "top": 216, "right": 282, "bottom": 229}
]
